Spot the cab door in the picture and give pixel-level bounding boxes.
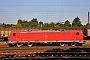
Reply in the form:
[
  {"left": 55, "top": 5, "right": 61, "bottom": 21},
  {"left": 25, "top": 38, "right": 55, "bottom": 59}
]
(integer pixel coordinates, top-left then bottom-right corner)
[{"left": 15, "top": 31, "right": 20, "bottom": 41}]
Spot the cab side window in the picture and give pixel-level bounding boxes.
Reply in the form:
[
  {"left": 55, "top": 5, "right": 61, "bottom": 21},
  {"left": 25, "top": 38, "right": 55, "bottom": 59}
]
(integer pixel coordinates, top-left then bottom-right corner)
[
  {"left": 76, "top": 32, "right": 79, "bottom": 35},
  {"left": 13, "top": 33, "right": 16, "bottom": 36}
]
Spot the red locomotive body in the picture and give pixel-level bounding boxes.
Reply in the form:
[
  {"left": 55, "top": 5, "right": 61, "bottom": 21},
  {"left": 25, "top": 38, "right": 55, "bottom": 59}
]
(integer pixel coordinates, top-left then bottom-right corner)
[{"left": 7, "top": 30, "right": 85, "bottom": 47}]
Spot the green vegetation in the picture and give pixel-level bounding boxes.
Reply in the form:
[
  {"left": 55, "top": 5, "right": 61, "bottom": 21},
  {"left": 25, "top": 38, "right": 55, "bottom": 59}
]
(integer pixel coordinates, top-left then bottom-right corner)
[
  {"left": 1, "top": 16, "right": 90, "bottom": 28},
  {"left": 72, "top": 16, "right": 83, "bottom": 27},
  {"left": 64, "top": 20, "right": 71, "bottom": 27}
]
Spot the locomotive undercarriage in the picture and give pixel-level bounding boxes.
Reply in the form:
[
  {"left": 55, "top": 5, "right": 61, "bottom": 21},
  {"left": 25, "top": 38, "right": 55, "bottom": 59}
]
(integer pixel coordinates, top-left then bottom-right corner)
[{"left": 7, "top": 40, "right": 85, "bottom": 47}]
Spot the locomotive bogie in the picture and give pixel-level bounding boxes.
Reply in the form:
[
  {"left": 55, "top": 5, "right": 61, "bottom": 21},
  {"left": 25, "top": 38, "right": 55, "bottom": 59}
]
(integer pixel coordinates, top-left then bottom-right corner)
[{"left": 7, "top": 40, "right": 85, "bottom": 47}]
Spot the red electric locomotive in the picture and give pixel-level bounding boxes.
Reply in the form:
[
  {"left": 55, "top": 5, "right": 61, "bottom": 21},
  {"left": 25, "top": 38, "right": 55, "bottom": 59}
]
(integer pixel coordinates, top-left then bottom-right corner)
[{"left": 7, "top": 30, "right": 85, "bottom": 47}]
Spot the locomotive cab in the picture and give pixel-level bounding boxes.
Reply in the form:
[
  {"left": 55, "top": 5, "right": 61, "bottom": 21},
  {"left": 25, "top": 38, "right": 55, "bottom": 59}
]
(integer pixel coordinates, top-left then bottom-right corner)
[
  {"left": 7, "top": 30, "right": 22, "bottom": 47},
  {"left": 70, "top": 30, "right": 85, "bottom": 46}
]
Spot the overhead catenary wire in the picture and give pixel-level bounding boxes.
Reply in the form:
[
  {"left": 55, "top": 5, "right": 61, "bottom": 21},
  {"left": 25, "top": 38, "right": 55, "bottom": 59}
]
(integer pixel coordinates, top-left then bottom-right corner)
[
  {"left": 0, "top": 0, "right": 89, "bottom": 24},
  {"left": 0, "top": 4, "right": 90, "bottom": 6}
]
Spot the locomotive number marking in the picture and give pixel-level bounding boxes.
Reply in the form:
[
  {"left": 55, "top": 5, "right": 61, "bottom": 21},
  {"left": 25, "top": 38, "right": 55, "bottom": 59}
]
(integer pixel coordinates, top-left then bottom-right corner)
[{"left": 45, "top": 35, "right": 48, "bottom": 38}]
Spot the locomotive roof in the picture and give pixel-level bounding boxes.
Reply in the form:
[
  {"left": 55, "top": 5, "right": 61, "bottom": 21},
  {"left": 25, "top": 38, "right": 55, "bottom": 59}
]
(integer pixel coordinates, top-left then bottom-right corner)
[{"left": 21, "top": 29, "right": 71, "bottom": 32}]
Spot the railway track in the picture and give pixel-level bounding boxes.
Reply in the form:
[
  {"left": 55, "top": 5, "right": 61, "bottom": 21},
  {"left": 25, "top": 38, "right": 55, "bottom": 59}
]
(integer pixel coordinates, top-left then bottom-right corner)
[
  {"left": 0, "top": 48, "right": 90, "bottom": 60},
  {"left": 0, "top": 40, "right": 90, "bottom": 60}
]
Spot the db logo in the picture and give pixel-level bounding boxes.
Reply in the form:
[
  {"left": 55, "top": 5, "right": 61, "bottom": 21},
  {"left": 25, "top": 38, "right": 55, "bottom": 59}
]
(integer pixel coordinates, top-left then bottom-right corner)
[{"left": 45, "top": 35, "right": 48, "bottom": 38}]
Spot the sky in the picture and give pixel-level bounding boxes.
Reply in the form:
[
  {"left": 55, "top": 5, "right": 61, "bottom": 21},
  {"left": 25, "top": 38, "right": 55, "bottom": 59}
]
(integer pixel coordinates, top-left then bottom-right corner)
[{"left": 0, "top": 0, "right": 90, "bottom": 25}]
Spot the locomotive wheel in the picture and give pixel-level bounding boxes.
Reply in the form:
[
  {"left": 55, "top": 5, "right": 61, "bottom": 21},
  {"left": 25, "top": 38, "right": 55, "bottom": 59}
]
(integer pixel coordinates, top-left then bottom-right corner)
[
  {"left": 17, "top": 43, "right": 23, "bottom": 47},
  {"left": 26, "top": 43, "right": 33, "bottom": 47},
  {"left": 71, "top": 42, "right": 76, "bottom": 46},
  {"left": 12, "top": 43, "right": 16, "bottom": 46},
  {"left": 56, "top": 42, "right": 60, "bottom": 46},
  {"left": 60, "top": 43, "right": 65, "bottom": 46},
  {"left": 28, "top": 43, "right": 33, "bottom": 47},
  {"left": 28, "top": 44, "right": 32, "bottom": 47}
]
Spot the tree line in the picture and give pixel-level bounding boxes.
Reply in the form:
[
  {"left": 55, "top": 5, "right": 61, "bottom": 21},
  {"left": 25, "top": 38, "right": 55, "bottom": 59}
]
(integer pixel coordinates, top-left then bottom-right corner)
[{"left": 2, "top": 16, "right": 90, "bottom": 28}]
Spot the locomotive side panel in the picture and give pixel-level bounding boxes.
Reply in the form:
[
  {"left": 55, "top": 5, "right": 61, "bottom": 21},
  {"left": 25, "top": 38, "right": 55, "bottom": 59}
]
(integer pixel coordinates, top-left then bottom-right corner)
[
  {"left": 58, "top": 32, "right": 72, "bottom": 40},
  {"left": 20, "top": 33, "right": 36, "bottom": 41},
  {"left": 20, "top": 32, "right": 59, "bottom": 41},
  {"left": 20, "top": 32, "right": 72, "bottom": 41}
]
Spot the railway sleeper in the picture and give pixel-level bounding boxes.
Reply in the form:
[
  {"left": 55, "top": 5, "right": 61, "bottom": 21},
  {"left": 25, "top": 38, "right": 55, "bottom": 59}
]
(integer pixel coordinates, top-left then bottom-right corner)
[{"left": 35, "top": 53, "right": 90, "bottom": 57}]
